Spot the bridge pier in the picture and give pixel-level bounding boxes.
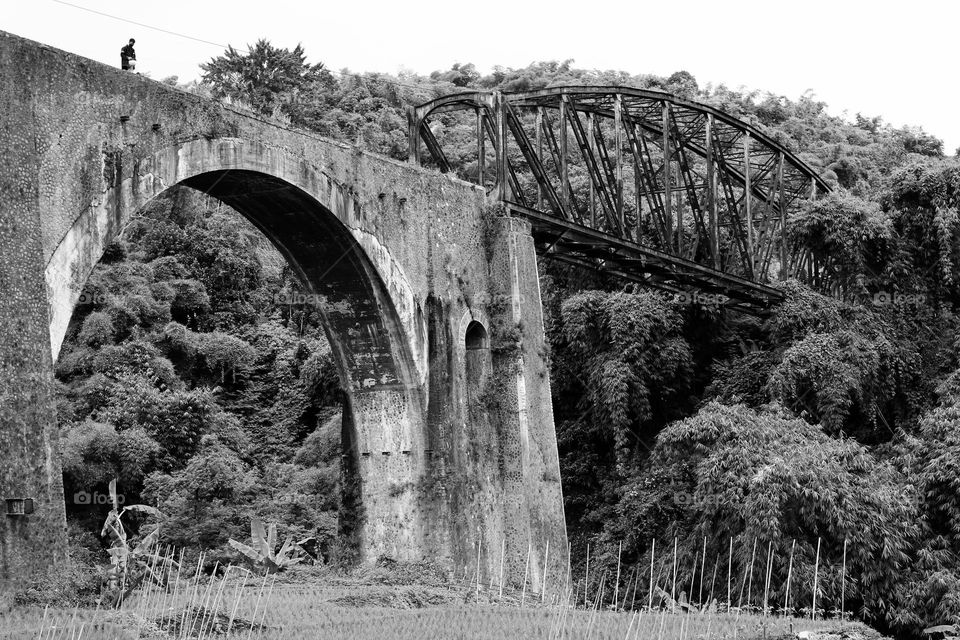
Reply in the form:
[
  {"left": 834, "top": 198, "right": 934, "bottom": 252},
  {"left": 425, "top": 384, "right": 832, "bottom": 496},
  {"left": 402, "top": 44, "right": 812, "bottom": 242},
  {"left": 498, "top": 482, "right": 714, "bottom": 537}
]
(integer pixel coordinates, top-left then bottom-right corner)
[
  {"left": 420, "top": 212, "right": 567, "bottom": 591},
  {"left": 345, "top": 386, "right": 428, "bottom": 561},
  {"left": 0, "top": 81, "right": 69, "bottom": 586},
  {"left": 485, "top": 214, "right": 568, "bottom": 592}
]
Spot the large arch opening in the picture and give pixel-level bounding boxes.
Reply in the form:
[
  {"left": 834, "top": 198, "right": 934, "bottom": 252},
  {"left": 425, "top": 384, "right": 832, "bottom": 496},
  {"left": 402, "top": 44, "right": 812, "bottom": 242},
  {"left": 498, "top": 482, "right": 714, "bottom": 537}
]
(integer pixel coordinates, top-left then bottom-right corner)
[{"left": 49, "top": 154, "right": 424, "bottom": 567}]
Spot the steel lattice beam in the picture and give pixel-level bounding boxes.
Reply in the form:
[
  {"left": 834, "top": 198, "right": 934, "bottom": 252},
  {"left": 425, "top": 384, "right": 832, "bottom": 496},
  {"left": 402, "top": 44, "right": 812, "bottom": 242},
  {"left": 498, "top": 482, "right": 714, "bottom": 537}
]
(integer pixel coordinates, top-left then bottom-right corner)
[{"left": 409, "top": 86, "right": 832, "bottom": 315}]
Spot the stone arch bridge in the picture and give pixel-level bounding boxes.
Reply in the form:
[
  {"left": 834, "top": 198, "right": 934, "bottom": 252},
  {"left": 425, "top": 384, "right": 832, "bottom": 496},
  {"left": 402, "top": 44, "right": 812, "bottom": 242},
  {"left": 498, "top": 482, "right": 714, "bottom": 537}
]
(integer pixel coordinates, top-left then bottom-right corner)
[{"left": 0, "top": 31, "right": 826, "bottom": 589}]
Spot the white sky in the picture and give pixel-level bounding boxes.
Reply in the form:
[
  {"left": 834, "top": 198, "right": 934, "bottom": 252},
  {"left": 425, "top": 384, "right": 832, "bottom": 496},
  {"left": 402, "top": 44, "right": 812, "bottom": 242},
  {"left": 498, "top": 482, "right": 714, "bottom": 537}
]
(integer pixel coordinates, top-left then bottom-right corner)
[{"left": 4, "top": 0, "right": 959, "bottom": 154}]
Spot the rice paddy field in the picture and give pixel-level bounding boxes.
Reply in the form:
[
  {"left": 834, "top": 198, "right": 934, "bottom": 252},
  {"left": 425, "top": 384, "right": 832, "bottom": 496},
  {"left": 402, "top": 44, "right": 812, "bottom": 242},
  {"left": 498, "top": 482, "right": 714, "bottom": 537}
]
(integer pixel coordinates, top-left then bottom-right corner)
[{"left": 0, "top": 574, "right": 867, "bottom": 640}]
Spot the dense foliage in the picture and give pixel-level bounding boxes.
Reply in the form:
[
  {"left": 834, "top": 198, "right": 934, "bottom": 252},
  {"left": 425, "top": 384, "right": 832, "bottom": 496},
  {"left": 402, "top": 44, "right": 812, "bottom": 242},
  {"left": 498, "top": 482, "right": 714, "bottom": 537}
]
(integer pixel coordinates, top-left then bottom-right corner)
[
  {"left": 53, "top": 39, "right": 960, "bottom": 637},
  {"left": 56, "top": 188, "right": 345, "bottom": 569}
]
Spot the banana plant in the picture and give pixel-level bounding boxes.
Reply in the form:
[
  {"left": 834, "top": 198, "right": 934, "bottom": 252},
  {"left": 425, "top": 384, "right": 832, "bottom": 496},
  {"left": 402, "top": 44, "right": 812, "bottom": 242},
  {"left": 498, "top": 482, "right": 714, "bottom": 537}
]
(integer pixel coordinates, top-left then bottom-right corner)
[
  {"left": 99, "top": 478, "right": 171, "bottom": 606},
  {"left": 228, "top": 516, "right": 304, "bottom": 574}
]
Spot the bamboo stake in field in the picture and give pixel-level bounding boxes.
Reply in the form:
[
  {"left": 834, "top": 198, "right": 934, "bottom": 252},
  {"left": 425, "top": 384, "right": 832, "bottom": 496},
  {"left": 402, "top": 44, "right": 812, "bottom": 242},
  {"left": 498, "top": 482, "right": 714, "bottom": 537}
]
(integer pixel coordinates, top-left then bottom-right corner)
[
  {"left": 841, "top": 538, "right": 847, "bottom": 626},
  {"left": 614, "top": 541, "right": 623, "bottom": 609},
  {"left": 649, "top": 539, "right": 656, "bottom": 610},
  {"left": 62, "top": 603, "right": 80, "bottom": 640},
  {"left": 762, "top": 541, "right": 773, "bottom": 617},
  {"left": 584, "top": 570, "right": 606, "bottom": 638},
  {"left": 671, "top": 537, "right": 678, "bottom": 611},
  {"left": 475, "top": 534, "right": 483, "bottom": 603},
  {"left": 582, "top": 570, "right": 602, "bottom": 640},
  {"left": 521, "top": 541, "right": 531, "bottom": 608},
  {"left": 180, "top": 551, "right": 206, "bottom": 640},
  {"left": 198, "top": 565, "right": 231, "bottom": 640},
  {"left": 811, "top": 537, "right": 822, "bottom": 620},
  {"left": 688, "top": 544, "right": 698, "bottom": 608},
  {"left": 709, "top": 551, "right": 720, "bottom": 606},
  {"left": 624, "top": 566, "right": 638, "bottom": 610},
  {"left": 624, "top": 608, "right": 639, "bottom": 640},
  {"left": 542, "top": 539, "right": 550, "bottom": 603},
  {"left": 632, "top": 609, "right": 646, "bottom": 640},
  {"left": 133, "top": 546, "right": 156, "bottom": 635},
  {"left": 226, "top": 567, "right": 250, "bottom": 636},
  {"left": 158, "top": 547, "right": 176, "bottom": 615},
  {"left": 145, "top": 547, "right": 165, "bottom": 627},
  {"left": 252, "top": 576, "right": 276, "bottom": 640},
  {"left": 699, "top": 536, "right": 707, "bottom": 606},
  {"left": 244, "top": 572, "right": 269, "bottom": 640},
  {"left": 135, "top": 544, "right": 162, "bottom": 635},
  {"left": 656, "top": 605, "right": 667, "bottom": 640},
  {"left": 727, "top": 537, "right": 733, "bottom": 611},
  {"left": 584, "top": 542, "right": 591, "bottom": 608},
  {"left": 192, "top": 561, "right": 221, "bottom": 640},
  {"left": 560, "top": 587, "right": 576, "bottom": 638},
  {"left": 596, "top": 570, "right": 606, "bottom": 611},
  {"left": 164, "top": 548, "right": 185, "bottom": 625},
  {"left": 783, "top": 539, "right": 796, "bottom": 617},
  {"left": 740, "top": 537, "right": 757, "bottom": 611},
  {"left": 498, "top": 538, "right": 506, "bottom": 599},
  {"left": 154, "top": 547, "right": 175, "bottom": 622},
  {"left": 547, "top": 585, "right": 570, "bottom": 640},
  {"left": 35, "top": 604, "right": 49, "bottom": 640}
]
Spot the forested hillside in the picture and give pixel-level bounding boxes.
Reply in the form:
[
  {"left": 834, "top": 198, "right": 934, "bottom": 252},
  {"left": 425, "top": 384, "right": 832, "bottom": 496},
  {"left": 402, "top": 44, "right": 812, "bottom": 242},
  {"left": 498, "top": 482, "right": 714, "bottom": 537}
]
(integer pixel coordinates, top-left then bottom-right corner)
[{"left": 50, "top": 40, "right": 960, "bottom": 637}]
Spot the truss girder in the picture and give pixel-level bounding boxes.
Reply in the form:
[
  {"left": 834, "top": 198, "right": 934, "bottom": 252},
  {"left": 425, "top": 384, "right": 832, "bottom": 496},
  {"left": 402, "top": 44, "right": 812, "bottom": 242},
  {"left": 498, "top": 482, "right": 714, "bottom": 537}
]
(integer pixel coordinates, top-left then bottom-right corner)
[{"left": 409, "top": 86, "right": 831, "bottom": 315}]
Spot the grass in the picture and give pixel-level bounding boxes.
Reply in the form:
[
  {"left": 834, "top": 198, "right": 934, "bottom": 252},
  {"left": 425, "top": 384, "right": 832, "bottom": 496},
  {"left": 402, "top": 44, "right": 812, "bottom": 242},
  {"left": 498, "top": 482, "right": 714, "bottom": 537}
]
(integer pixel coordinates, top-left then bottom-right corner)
[
  {"left": 0, "top": 533, "right": 879, "bottom": 639},
  {"left": 0, "top": 602, "right": 855, "bottom": 640},
  {"left": 0, "top": 567, "right": 864, "bottom": 640}
]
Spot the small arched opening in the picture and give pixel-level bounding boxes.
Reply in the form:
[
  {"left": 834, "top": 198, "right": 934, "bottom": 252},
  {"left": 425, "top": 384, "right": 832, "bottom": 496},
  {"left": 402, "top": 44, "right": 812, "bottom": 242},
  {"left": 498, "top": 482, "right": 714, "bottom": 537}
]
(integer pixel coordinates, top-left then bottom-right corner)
[
  {"left": 465, "top": 320, "right": 489, "bottom": 351},
  {"left": 464, "top": 320, "right": 492, "bottom": 418}
]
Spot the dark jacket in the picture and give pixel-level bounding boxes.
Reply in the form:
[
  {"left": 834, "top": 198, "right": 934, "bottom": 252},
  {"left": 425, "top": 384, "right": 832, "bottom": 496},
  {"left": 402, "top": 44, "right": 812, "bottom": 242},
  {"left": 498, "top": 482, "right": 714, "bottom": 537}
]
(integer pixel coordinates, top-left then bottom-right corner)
[{"left": 120, "top": 44, "right": 136, "bottom": 60}]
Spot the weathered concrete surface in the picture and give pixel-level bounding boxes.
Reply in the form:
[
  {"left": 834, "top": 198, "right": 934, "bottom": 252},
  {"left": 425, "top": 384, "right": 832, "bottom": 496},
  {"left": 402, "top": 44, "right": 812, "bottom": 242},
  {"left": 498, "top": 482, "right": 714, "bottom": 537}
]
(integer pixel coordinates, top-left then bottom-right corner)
[
  {"left": 0, "top": 30, "right": 566, "bottom": 590},
  {"left": 0, "top": 34, "right": 69, "bottom": 592}
]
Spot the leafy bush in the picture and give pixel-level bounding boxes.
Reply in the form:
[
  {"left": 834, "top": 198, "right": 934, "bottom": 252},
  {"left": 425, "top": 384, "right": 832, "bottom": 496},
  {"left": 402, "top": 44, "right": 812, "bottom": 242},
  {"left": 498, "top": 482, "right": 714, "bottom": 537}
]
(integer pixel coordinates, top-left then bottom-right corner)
[
  {"left": 293, "top": 414, "right": 341, "bottom": 467},
  {"left": 198, "top": 331, "right": 256, "bottom": 382},
  {"left": 149, "top": 255, "right": 189, "bottom": 280},
  {"left": 789, "top": 193, "right": 893, "bottom": 297},
  {"left": 558, "top": 289, "right": 692, "bottom": 469},
  {"left": 77, "top": 311, "right": 114, "bottom": 348},
  {"left": 61, "top": 421, "right": 161, "bottom": 492},
  {"left": 98, "top": 380, "right": 220, "bottom": 464},
  {"left": 617, "top": 401, "right": 921, "bottom": 624}
]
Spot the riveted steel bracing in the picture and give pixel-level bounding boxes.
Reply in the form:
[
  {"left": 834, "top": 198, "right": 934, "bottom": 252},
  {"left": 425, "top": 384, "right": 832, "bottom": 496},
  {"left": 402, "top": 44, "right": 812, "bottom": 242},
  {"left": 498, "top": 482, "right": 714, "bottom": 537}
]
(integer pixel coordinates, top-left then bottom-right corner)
[{"left": 409, "top": 87, "right": 831, "bottom": 314}]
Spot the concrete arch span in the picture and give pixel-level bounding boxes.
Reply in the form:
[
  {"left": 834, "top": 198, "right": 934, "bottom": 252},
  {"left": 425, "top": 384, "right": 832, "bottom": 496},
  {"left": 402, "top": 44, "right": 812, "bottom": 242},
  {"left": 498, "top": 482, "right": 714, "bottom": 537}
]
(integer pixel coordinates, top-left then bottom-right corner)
[{"left": 44, "top": 136, "right": 430, "bottom": 561}]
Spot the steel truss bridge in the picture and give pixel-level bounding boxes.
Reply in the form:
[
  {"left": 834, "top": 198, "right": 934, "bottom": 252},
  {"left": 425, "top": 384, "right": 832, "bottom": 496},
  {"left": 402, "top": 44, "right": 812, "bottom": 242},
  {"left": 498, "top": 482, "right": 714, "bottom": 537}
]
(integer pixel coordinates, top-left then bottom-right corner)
[{"left": 408, "top": 87, "right": 831, "bottom": 314}]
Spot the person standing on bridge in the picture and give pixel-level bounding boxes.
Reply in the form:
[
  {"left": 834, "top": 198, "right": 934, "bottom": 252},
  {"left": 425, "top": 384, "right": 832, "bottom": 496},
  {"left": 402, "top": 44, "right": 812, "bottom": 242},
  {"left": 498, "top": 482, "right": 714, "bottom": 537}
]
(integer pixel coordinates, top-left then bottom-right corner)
[{"left": 120, "top": 38, "right": 136, "bottom": 71}]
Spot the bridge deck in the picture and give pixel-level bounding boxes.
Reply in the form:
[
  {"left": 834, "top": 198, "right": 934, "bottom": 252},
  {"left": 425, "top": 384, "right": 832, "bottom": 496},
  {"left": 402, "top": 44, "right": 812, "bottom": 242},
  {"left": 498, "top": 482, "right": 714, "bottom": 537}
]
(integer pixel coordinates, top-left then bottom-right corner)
[{"left": 512, "top": 204, "right": 784, "bottom": 314}]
